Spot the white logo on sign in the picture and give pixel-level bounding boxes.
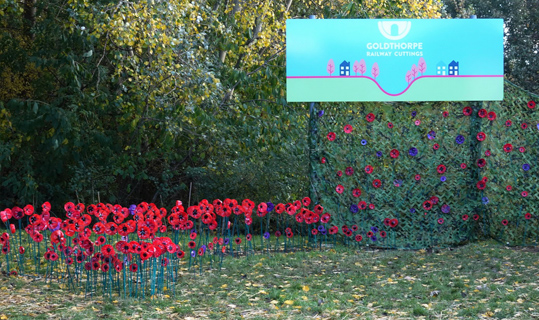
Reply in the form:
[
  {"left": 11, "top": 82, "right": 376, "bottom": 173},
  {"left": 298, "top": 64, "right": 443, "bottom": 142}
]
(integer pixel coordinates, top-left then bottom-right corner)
[{"left": 378, "top": 21, "right": 411, "bottom": 40}]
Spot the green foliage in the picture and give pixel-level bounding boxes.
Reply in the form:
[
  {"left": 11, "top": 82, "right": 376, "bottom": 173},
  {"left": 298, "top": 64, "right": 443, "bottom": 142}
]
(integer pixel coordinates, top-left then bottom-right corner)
[{"left": 444, "top": 0, "right": 539, "bottom": 93}]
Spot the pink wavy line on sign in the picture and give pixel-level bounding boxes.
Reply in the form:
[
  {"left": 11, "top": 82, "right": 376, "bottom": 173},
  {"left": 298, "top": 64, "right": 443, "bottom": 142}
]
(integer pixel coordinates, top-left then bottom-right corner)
[{"left": 286, "top": 75, "right": 504, "bottom": 97}]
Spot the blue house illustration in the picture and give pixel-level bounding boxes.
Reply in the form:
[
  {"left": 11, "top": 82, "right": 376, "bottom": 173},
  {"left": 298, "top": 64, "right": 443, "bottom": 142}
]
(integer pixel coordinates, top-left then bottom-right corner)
[
  {"left": 340, "top": 60, "right": 350, "bottom": 76},
  {"left": 448, "top": 60, "right": 459, "bottom": 75},
  {"left": 436, "top": 61, "right": 446, "bottom": 75}
]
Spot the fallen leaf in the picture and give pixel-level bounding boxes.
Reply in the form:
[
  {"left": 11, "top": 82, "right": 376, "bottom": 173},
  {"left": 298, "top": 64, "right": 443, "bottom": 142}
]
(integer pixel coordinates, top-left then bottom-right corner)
[
  {"left": 302, "top": 285, "right": 310, "bottom": 292},
  {"left": 284, "top": 300, "right": 294, "bottom": 305}
]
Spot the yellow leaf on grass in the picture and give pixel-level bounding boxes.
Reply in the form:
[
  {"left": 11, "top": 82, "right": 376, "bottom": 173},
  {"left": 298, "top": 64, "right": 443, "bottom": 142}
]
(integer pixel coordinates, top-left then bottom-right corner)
[
  {"left": 1, "top": 314, "right": 8, "bottom": 320},
  {"left": 284, "top": 300, "right": 294, "bottom": 305},
  {"left": 221, "top": 284, "right": 227, "bottom": 289},
  {"left": 302, "top": 285, "right": 310, "bottom": 292}
]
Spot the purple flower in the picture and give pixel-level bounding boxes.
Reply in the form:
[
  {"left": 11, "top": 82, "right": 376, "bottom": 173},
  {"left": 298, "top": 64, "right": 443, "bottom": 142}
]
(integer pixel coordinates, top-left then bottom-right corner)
[
  {"left": 224, "top": 238, "right": 230, "bottom": 245},
  {"left": 129, "top": 204, "right": 137, "bottom": 215},
  {"left": 411, "top": 110, "right": 417, "bottom": 118},
  {"left": 371, "top": 236, "right": 377, "bottom": 242},
  {"left": 320, "top": 228, "right": 327, "bottom": 235},
  {"left": 266, "top": 202, "right": 274, "bottom": 212},
  {"left": 522, "top": 163, "right": 530, "bottom": 171},
  {"left": 201, "top": 245, "right": 207, "bottom": 253},
  {"left": 428, "top": 131, "right": 436, "bottom": 140},
  {"left": 190, "top": 250, "right": 196, "bottom": 258},
  {"left": 350, "top": 204, "right": 359, "bottom": 213},
  {"left": 482, "top": 197, "right": 489, "bottom": 205},
  {"left": 317, "top": 110, "right": 324, "bottom": 117},
  {"left": 441, "top": 176, "right": 446, "bottom": 182},
  {"left": 408, "top": 147, "right": 418, "bottom": 156},
  {"left": 317, "top": 225, "right": 326, "bottom": 232},
  {"left": 121, "top": 236, "right": 129, "bottom": 242},
  {"left": 441, "top": 204, "right": 451, "bottom": 213},
  {"left": 456, "top": 135, "right": 465, "bottom": 144},
  {"left": 410, "top": 208, "right": 416, "bottom": 213},
  {"left": 370, "top": 226, "right": 378, "bottom": 233},
  {"left": 376, "top": 151, "right": 383, "bottom": 157},
  {"left": 263, "top": 232, "right": 270, "bottom": 239},
  {"left": 361, "top": 139, "right": 367, "bottom": 145}
]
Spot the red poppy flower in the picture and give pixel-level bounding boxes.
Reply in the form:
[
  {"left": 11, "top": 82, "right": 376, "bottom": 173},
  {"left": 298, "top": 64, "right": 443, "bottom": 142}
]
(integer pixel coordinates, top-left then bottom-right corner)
[
  {"left": 177, "top": 250, "right": 185, "bottom": 259},
  {"left": 379, "top": 231, "right": 387, "bottom": 238},
  {"left": 188, "top": 241, "right": 196, "bottom": 249},
  {"left": 414, "top": 174, "right": 421, "bottom": 181},
  {"left": 485, "top": 150, "right": 491, "bottom": 156},
  {"left": 302, "top": 197, "right": 311, "bottom": 207},
  {"left": 437, "top": 218, "right": 444, "bottom": 224},
  {"left": 327, "top": 132, "right": 336, "bottom": 141},
  {"left": 460, "top": 163, "right": 467, "bottom": 169},
  {"left": 358, "top": 201, "right": 367, "bottom": 210},
  {"left": 246, "top": 234, "right": 252, "bottom": 241},
  {"left": 436, "top": 164, "right": 446, "bottom": 174},
  {"left": 344, "top": 124, "right": 353, "bottom": 133},
  {"left": 462, "top": 214, "right": 469, "bottom": 221},
  {"left": 366, "top": 231, "right": 374, "bottom": 237},
  {"left": 383, "top": 218, "right": 390, "bottom": 226},
  {"left": 198, "top": 248, "right": 204, "bottom": 256},
  {"left": 521, "top": 123, "right": 528, "bottom": 129},
  {"left": 352, "top": 188, "right": 361, "bottom": 197},
  {"left": 503, "top": 143, "right": 513, "bottom": 152},
  {"left": 321, "top": 157, "right": 326, "bottom": 164},
  {"left": 286, "top": 231, "right": 294, "bottom": 238},
  {"left": 463, "top": 106, "right": 472, "bottom": 115},
  {"left": 129, "top": 263, "right": 138, "bottom": 272},
  {"left": 372, "top": 179, "right": 382, "bottom": 188},
  {"left": 525, "top": 213, "right": 532, "bottom": 219},
  {"left": 274, "top": 230, "right": 282, "bottom": 238},
  {"left": 314, "top": 204, "right": 324, "bottom": 214},
  {"left": 18, "top": 246, "right": 24, "bottom": 254},
  {"left": 101, "top": 244, "right": 115, "bottom": 256},
  {"left": 365, "top": 165, "right": 373, "bottom": 174},
  {"left": 366, "top": 113, "right": 375, "bottom": 122},
  {"left": 487, "top": 111, "right": 496, "bottom": 121},
  {"left": 433, "top": 143, "right": 439, "bottom": 150},
  {"left": 473, "top": 214, "right": 480, "bottom": 221},
  {"left": 335, "top": 184, "right": 344, "bottom": 194},
  {"left": 521, "top": 191, "right": 528, "bottom": 197},
  {"left": 101, "top": 263, "right": 110, "bottom": 273},
  {"left": 442, "top": 111, "right": 449, "bottom": 117},
  {"left": 337, "top": 171, "right": 343, "bottom": 177},
  {"left": 478, "top": 109, "right": 487, "bottom": 118},
  {"left": 528, "top": 100, "right": 536, "bottom": 109},
  {"left": 423, "top": 200, "right": 433, "bottom": 211},
  {"left": 355, "top": 234, "right": 363, "bottom": 242},
  {"left": 368, "top": 203, "right": 375, "bottom": 210},
  {"left": 501, "top": 219, "right": 508, "bottom": 226},
  {"left": 387, "top": 122, "right": 393, "bottom": 128},
  {"left": 476, "top": 158, "right": 486, "bottom": 168},
  {"left": 311, "top": 228, "right": 318, "bottom": 236},
  {"left": 476, "top": 180, "right": 486, "bottom": 190},
  {"left": 321, "top": 213, "right": 331, "bottom": 223},
  {"left": 506, "top": 185, "right": 512, "bottom": 191},
  {"left": 390, "top": 149, "right": 399, "bottom": 158},
  {"left": 234, "top": 237, "right": 242, "bottom": 245},
  {"left": 476, "top": 132, "right": 486, "bottom": 141},
  {"left": 482, "top": 176, "right": 488, "bottom": 183},
  {"left": 505, "top": 120, "right": 512, "bottom": 126},
  {"left": 345, "top": 167, "right": 354, "bottom": 176},
  {"left": 519, "top": 147, "right": 526, "bottom": 153}
]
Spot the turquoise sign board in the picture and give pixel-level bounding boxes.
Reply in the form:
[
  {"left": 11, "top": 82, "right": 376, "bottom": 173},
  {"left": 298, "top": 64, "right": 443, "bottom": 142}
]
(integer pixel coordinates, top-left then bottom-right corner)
[{"left": 286, "top": 19, "right": 504, "bottom": 102}]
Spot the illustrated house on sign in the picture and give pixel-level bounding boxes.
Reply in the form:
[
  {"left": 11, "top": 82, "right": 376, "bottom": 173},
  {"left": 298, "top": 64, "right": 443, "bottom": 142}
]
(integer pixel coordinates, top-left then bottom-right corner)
[
  {"left": 448, "top": 60, "right": 459, "bottom": 76},
  {"left": 436, "top": 61, "right": 446, "bottom": 75},
  {"left": 340, "top": 60, "right": 350, "bottom": 76}
]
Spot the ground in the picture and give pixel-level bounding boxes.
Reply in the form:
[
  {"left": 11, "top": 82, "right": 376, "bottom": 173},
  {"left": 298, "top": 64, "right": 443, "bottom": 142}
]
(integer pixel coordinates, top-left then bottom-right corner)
[{"left": 1, "top": 240, "right": 538, "bottom": 319}]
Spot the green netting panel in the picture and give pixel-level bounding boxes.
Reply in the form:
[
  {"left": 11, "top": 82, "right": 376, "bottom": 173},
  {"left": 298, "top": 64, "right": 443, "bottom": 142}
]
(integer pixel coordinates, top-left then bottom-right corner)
[
  {"left": 310, "top": 83, "right": 537, "bottom": 248},
  {"left": 479, "top": 84, "right": 539, "bottom": 246}
]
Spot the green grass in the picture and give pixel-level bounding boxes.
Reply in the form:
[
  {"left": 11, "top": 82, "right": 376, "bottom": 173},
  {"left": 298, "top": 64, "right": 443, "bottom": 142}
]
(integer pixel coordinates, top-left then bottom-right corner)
[{"left": 2, "top": 240, "right": 539, "bottom": 319}]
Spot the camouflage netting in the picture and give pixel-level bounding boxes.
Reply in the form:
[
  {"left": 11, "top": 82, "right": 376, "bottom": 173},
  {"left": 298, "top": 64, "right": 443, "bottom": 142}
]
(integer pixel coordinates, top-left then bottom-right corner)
[{"left": 310, "top": 82, "right": 538, "bottom": 248}]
